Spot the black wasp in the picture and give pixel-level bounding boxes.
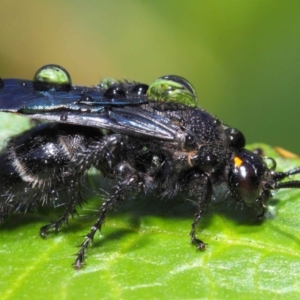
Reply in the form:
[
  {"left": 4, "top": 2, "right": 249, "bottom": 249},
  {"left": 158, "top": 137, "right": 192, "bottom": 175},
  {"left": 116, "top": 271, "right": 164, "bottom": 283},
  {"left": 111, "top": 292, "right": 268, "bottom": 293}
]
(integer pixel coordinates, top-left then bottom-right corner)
[{"left": 0, "top": 64, "right": 299, "bottom": 269}]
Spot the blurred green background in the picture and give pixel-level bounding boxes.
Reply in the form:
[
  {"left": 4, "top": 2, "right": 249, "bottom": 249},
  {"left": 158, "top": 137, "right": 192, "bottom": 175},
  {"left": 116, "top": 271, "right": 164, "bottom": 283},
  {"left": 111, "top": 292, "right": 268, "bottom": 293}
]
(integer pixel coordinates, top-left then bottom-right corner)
[{"left": 0, "top": 0, "right": 300, "bottom": 152}]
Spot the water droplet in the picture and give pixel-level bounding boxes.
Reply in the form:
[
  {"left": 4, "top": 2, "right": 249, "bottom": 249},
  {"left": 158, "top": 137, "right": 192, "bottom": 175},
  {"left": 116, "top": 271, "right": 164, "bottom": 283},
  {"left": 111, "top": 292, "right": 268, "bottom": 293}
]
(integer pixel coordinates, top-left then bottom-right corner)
[
  {"left": 0, "top": 78, "right": 4, "bottom": 88},
  {"left": 104, "top": 86, "right": 126, "bottom": 99},
  {"left": 131, "top": 83, "right": 149, "bottom": 95},
  {"left": 78, "top": 94, "right": 94, "bottom": 104},
  {"left": 263, "top": 157, "right": 276, "bottom": 171},
  {"left": 33, "top": 64, "right": 72, "bottom": 92},
  {"left": 98, "top": 77, "right": 118, "bottom": 90},
  {"left": 147, "top": 75, "right": 197, "bottom": 107}
]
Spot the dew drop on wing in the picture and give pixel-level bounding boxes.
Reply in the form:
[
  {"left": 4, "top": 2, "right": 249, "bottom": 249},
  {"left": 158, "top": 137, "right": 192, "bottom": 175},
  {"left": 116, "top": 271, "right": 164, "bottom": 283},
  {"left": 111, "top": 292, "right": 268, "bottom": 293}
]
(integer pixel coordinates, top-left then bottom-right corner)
[
  {"left": 33, "top": 64, "right": 72, "bottom": 92},
  {"left": 98, "top": 77, "right": 118, "bottom": 90},
  {"left": 130, "top": 83, "right": 149, "bottom": 95},
  {"left": 147, "top": 75, "right": 198, "bottom": 107},
  {"left": 104, "top": 86, "right": 126, "bottom": 99},
  {"left": 160, "top": 75, "right": 196, "bottom": 96},
  {"left": 78, "top": 94, "right": 95, "bottom": 105}
]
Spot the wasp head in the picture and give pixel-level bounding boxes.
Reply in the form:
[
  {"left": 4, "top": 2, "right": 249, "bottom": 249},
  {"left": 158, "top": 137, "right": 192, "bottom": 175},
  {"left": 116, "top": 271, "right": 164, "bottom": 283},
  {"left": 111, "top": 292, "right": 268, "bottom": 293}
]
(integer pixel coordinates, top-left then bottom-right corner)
[{"left": 229, "top": 149, "right": 300, "bottom": 215}]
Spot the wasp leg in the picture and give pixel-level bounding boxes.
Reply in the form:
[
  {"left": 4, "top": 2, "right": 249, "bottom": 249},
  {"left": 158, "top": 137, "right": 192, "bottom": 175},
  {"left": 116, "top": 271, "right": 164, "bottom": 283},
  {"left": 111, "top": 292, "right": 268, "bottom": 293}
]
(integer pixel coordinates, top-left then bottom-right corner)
[
  {"left": 71, "top": 133, "right": 126, "bottom": 172},
  {"left": 188, "top": 173, "right": 212, "bottom": 250},
  {"left": 39, "top": 177, "right": 83, "bottom": 237},
  {"left": 73, "top": 163, "right": 143, "bottom": 269},
  {"left": 39, "top": 133, "right": 126, "bottom": 237}
]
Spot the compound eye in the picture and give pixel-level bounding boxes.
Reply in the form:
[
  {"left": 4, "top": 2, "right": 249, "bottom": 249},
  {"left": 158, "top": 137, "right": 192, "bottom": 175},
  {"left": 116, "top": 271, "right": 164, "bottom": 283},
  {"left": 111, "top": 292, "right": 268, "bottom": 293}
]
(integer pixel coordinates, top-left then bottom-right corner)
[
  {"left": 33, "top": 64, "right": 72, "bottom": 92},
  {"left": 226, "top": 127, "right": 246, "bottom": 149},
  {"left": 231, "top": 150, "right": 265, "bottom": 206},
  {"left": 147, "top": 75, "right": 197, "bottom": 107}
]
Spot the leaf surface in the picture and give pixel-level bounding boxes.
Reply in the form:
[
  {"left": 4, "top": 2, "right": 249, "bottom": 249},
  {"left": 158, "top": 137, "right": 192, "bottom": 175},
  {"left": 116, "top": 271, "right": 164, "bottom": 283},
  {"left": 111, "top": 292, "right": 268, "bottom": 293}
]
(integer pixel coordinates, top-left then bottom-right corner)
[{"left": 0, "top": 115, "right": 300, "bottom": 300}]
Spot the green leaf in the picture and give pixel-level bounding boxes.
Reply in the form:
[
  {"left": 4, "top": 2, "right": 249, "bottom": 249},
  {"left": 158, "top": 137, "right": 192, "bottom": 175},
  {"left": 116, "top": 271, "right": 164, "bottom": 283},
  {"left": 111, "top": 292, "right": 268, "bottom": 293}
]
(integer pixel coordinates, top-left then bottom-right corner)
[{"left": 0, "top": 114, "right": 300, "bottom": 300}]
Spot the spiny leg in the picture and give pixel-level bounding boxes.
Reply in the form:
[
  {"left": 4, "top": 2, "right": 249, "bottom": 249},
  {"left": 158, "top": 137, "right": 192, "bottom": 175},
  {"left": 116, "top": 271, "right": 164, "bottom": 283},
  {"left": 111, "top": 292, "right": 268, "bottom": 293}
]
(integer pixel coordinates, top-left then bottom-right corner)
[
  {"left": 74, "top": 164, "right": 143, "bottom": 269},
  {"left": 189, "top": 173, "right": 212, "bottom": 250},
  {"left": 40, "top": 177, "right": 84, "bottom": 237},
  {"left": 40, "top": 134, "right": 126, "bottom": 237}
]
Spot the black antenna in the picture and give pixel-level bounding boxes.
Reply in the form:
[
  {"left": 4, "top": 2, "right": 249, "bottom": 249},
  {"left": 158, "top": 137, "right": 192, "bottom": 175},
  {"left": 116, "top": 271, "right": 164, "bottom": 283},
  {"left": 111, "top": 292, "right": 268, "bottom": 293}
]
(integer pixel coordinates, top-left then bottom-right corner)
[{"left": 272, "top": 166, "right": 300, "bottom": 189}]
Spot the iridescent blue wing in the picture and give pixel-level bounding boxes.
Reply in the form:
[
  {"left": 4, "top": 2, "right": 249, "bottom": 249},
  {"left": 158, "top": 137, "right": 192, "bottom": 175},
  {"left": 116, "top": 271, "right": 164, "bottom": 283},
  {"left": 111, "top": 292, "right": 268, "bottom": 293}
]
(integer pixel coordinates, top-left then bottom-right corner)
[
  {"left": 0, "top": 79, "right": 148, "bottom": 113},
  {"left": 0, "top": 79, "right": 185, "bottom": 142}
]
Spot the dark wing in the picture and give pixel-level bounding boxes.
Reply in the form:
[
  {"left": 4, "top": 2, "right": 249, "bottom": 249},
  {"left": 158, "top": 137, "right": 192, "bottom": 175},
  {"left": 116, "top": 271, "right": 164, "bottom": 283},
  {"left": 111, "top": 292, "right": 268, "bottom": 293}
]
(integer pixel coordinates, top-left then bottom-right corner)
[
  {"left": 0, "top": 79, "right": 185, "bottom": 143},
  {"left": 0, "top": 79, "right": 148, "bottom": 113}
]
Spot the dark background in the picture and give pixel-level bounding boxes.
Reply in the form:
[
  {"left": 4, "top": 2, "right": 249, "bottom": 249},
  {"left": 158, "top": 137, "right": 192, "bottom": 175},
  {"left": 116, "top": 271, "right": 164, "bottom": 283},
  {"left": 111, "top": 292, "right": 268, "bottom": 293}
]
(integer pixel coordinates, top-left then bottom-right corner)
[{"left": 1, "top": 1, "right": 300, "bottom": 152}]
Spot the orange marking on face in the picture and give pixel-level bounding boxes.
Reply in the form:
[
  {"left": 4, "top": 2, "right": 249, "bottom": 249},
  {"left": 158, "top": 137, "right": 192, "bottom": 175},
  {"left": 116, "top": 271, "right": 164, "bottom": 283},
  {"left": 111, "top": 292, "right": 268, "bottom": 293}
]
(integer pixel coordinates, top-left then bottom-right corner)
[{"left": 233, "top": 156, "right": 243, "bottom": 167}]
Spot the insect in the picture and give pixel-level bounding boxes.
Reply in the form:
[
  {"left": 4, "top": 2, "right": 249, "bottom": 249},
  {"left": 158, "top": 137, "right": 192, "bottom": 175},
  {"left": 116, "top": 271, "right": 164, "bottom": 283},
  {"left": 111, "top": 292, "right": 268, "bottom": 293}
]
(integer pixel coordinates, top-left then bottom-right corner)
[{"left": 0, "top": 64, "right": 299, "bottom": 269}]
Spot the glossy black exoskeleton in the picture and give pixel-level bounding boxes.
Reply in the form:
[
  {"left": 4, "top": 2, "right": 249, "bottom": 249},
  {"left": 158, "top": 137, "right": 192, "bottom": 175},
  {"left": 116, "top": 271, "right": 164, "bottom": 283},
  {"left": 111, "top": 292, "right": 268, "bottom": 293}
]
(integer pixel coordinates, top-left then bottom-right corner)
[{"left": 0, "top": 64, "right": 300, "bottom": 269}]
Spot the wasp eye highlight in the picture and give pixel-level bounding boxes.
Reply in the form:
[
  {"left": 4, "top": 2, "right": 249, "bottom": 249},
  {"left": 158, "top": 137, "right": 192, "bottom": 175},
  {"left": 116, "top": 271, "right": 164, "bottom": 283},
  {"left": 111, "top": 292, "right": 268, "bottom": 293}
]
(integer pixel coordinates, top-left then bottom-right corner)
[{"left": 147, "top": 75, "right": 198, "bottom": 107}]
